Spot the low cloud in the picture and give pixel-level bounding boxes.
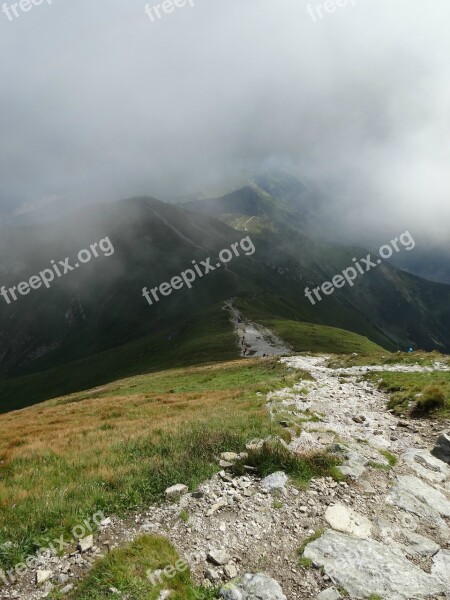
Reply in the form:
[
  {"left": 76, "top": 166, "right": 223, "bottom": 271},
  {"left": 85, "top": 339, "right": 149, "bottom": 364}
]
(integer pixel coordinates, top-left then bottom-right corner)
[{"left": 0, "top": 0, "right": 449, "bottom": 243}]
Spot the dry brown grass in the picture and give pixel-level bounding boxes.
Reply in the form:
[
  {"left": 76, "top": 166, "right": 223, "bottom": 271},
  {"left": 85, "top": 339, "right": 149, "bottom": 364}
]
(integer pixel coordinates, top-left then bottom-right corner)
[
  {"left": 0, "top": 389, "right": 241, "bottom": 463},
  {"left": 0, "top": 357, "right": 304, "bottom": 568}
]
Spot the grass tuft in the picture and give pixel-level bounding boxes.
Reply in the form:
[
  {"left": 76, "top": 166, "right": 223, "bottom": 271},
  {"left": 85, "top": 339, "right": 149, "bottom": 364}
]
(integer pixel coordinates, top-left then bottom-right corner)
[
  {"left": 233, "top": 439, "right": 342, "bottom": 488},
  {"left": 298, "top": 529, "right": 324, "bottom": 568},
  {"left": 63, "top": 534, "right": 216, "bottom": 600}
]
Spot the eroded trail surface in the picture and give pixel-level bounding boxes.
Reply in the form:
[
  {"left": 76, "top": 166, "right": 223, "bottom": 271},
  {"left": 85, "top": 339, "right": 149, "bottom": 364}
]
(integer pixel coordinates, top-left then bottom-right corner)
[
  {"left": 270, "top": 354, "right": 450, "bottom": 599},
  {"left": 224, "top": 299, "right": 292, "bottom": 357},
  {"left": 10, "top": 355, "right": 450, "bottom": 600}
]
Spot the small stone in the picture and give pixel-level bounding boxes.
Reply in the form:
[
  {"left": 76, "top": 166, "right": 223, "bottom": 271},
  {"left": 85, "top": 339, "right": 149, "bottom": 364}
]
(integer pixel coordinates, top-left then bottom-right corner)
[
  {"left": 206, "top": 501, "right": 227, "bottom": 516},
  {"left": 60, "top": 584, "right": 74, "bottom": 595},
  {"left": 352, "top": 416, "right": 366, "bottom": 424},
  {"left": 165, "top": 484, "right": 188, "bottom": 500},
  {"left": 260, "top": 471, "right": 288, "bottom": 492},
  {"left": 36, "top": 570, "right": 53, "bottom": 585},
  {"left": 77, "top": 535, "right": 94, "bottom": 553},
  {"left": 224, "top": 564, "right": 238, "bottom": 579},
  {"left": 207, "top": 550, "right": 231, "bottom": 566},
  {"left": 221, "top": 452, "right": 240, "bottom": 462},
  {"left": 205, "top": 567, "right": 220, "bottom": 581},
  {"left": 246, "top": 439, "right": 264, "bottom": 451},
  {"left": 109, "top": 587, "right": 121, "bottom": 595}
]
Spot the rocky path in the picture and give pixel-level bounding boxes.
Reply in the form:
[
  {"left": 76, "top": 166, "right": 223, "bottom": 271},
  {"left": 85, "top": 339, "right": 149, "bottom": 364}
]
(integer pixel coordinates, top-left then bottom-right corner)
[
  {"left": 5, "top": 355, "right": 450, "bottom": 600},
  {"left": 224, "top": 299, "right": 292, "bottom": 357}
]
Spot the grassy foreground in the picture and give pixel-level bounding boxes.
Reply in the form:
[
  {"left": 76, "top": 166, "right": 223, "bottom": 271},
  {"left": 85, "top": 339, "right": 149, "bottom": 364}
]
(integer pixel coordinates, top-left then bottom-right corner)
[
  {"left": 0, "top": 358, "right": 315, "bottom": 570},
  {"left": 62, "top": 535, "right": 215, "bottom": 600}
]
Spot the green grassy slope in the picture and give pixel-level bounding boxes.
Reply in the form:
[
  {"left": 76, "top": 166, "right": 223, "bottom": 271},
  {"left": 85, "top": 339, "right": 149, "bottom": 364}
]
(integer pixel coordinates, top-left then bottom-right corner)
[
  {"left": 1, "top": 191, "right": 449, "bottom": 412},
  {"left": 0, "top": 357, "right": 314, "bottom": 568},
  {"left": 0, "top": 305, "right": 237, "bottom": 413}
]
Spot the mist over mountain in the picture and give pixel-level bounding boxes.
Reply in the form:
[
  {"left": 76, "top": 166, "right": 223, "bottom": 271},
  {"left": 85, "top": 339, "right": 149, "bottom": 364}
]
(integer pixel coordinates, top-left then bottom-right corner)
[
  {"left": 1, "top": 0, "right": 449, "bottom": 249},
  {"left": 1, "top": 1, "right": 449, "bottom": 412}
]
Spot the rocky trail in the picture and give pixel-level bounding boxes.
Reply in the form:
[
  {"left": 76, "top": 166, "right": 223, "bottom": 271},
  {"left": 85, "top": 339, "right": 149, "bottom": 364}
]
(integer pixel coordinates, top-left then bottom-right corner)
[
  {"left": 224, "top": 300, "right": 292, "bottom": 357},
  {"left": 4, "top": 353, "right": 450, "bottom": 600}
]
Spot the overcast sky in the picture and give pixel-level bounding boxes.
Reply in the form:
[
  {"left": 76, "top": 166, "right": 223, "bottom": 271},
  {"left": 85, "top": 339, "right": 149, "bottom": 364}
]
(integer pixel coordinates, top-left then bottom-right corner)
[{"left": 0, "top": 0, "right": 449, "bottom": 241}]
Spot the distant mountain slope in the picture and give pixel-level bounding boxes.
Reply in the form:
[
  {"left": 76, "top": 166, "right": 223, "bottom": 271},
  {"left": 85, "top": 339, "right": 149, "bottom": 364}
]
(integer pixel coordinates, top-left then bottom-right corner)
[
  {"left": 184, "top": 186, "right": 450, "bottom": 352},
  {"left": 0, "top": 194, "right": 449, "bottom": 410},
  {"left": 388, "top": 237, "right": 450, "bottom": 285}
]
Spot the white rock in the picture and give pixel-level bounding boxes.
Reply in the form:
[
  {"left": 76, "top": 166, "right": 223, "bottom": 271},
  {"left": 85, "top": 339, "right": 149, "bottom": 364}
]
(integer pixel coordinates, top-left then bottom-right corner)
[
  {"left": 260, "top": 471, "right": 288, "bottom": 492},
  {"left": 207, "top": 549, "right": 231, "bottom": 566},
  {"left": 224, "top": 564, "right": 238, "bottom": 579},
  {"left": 304, "top": 530, "right": 446, "bottom": 600},
  {"left": 401, "top": 529, "right": 440, "bottom": 557},
  {"left": 165, "top": 484, "right": 188, "bottom": 500},
  {"left": 206, "top": 501, "right": 227, "bottom": 516},
  {"left": 221, "top": 452, "right": 240, "bottom": 462},
  {"left": 60, "top": 584, "right": 74, "bottom": 594},
  {"left": 219, "top": 573, "right": 287, "bottom": 600},
  {"left": 389, "top": 475, "right": 450, "bottom": 518},
  {"left": 77, "top": 534, "right": 94, "bottom": 553},
  {"left": 402, "top": 448, "right": 449, "bottom": 483},
  {"left": 325, "top": 504, "right": 372, "bottom": 539},
  {"left": 431, "top": 549, "right": 450, "bottom": 587},
  {"left": 317, "top": 588, "right": 342, "bottom": 600},
  {"left": 36, "top": 570, "right": 53, "bottom": 585}
]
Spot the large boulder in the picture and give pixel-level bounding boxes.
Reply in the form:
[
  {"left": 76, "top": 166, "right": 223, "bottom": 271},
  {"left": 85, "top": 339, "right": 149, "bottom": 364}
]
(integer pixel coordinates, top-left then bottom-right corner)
[
  {"left": 304, "top": 530, "right": 446, "bottom": 599},
  {"left": 402, "top": 448, "right": 449, "bottom": 482},
  {"left": 219, "top": 573, "right": 287, "bottom": 600},
  {"left": 432, "top": 432, "right": 450, "bottom": 464},
  {"left": 387, "top": 475, "right": 450, "bottom": 518},
  {"left": 432, "top": 549, "right": 450, "bottom": 587}
]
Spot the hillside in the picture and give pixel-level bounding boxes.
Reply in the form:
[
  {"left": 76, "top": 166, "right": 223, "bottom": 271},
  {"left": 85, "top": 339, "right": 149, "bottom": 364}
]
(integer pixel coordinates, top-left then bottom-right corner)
[
  {"left": 0, "top": 350, "right": 448, "bottom": 599},
  {"left": 1, "top": 193, "right": 450, "bottom": 411}
]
